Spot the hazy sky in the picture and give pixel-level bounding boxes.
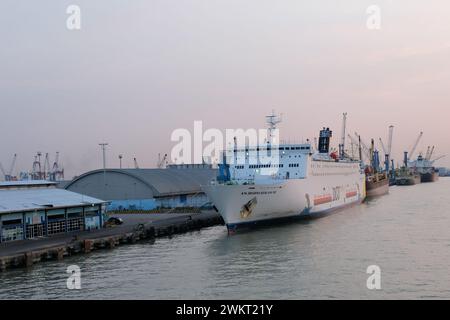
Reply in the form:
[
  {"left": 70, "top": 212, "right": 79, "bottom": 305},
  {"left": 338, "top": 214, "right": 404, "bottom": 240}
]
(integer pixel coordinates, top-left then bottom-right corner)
[{"left": 1, "top": 0, "right": 450, "bottom": 178}]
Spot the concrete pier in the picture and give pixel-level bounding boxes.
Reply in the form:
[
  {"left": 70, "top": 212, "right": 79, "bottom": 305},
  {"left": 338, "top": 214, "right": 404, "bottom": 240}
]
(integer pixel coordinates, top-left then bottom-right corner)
[{"left": 0, "top": 211, "right": 223, "bottom": 272}]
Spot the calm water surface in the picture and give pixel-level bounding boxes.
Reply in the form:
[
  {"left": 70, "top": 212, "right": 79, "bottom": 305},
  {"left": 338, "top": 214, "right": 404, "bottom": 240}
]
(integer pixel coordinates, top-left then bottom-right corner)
[{"left": 2, "top": 178, "right": 450, "bottom": 299}]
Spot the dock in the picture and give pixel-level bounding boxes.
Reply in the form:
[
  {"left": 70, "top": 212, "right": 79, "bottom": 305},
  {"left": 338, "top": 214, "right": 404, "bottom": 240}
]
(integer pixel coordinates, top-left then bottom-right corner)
[{"left": 0, "top": 211, "right": 223, "bottom": 272}]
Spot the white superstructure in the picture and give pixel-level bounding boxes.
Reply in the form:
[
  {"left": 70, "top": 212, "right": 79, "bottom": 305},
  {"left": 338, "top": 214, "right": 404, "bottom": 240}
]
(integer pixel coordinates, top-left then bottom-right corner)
[{"left": 202, "top": 114, "right": 366, "bottom": 231}]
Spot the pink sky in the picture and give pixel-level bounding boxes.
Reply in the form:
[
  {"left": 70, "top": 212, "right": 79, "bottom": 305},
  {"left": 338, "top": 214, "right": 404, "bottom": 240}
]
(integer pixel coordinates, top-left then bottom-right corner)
[{"left": 1, "top": 0, "right": 450, "bottom": 178}]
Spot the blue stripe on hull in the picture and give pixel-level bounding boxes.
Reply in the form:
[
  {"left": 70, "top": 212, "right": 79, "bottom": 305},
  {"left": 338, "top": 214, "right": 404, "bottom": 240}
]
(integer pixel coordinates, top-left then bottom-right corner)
[{"left": 226, "top": 199, "right": 363, "bottom": 232}]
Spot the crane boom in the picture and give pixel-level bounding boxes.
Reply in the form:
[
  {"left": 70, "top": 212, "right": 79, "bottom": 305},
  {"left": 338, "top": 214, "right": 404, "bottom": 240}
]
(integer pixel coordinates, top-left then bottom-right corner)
[
  {"left": 387, "top": 125, "right": 394, "bottom": 155},
  {"left": 427, "top": 146, "right": 435, "bottom": 161},
  {"left": 8, "top": 154, "right": 17, "bottom": 177},
  {"left": 424, "top": 146, "right": 431, "bottom": 160},
  {"left": 354, "top": 132, "right": 371, "bottom": 157},
  {"left": 409, "top": 131, "right": 423, "bottom": 160},
  {"left": 348, "top": 134, "right": 370, "bottom": 160},
  {"left": 0, "top": 162, "right": 6, "bottom": 177},
  {"left": 432, "top": 155, "right": 446, "bottom": 163},
  {"left": 379, "top": 138, "right": 387, "bottom": 156}
]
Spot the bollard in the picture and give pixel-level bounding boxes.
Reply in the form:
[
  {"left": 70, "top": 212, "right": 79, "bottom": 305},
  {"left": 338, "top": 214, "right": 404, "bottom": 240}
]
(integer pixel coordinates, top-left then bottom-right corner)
[
  {"left": 0, "top": 259, "right": 6, "bottom": 272},
  {"left": 107, "top": 237, "right": 115, "bottom": 249},
  {"left": 146, "top": 226, "right": 156, "bottom": 238},
  {"left": 24, "top": 252, "right": 33, "bottom": 267},
  {"left": 56, "top": 248, "right": 64, "bottom": 260},
  {"left": 84, "top": 239, "right": 93, "bottom": 253}
]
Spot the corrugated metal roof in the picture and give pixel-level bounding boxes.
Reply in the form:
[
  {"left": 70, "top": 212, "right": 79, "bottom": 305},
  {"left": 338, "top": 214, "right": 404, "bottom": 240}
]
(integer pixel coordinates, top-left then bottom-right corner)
[
  {"left": 0, "top": 180, "right": 57, "bottom": 188},
  {"left": 66, "top": 167, "right": 217, "bottom": 198},
  {"left": 0, "top": 188, "right": 106, "bottom": 214},
  {"left": 120, "top": 168, "right": 216, "bottom": 197}
]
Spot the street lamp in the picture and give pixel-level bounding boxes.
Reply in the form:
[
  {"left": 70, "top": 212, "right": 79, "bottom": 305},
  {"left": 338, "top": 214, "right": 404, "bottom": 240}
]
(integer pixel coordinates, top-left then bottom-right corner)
[{"left": 99, "top": 143, "right": 108, "bottom": 199}]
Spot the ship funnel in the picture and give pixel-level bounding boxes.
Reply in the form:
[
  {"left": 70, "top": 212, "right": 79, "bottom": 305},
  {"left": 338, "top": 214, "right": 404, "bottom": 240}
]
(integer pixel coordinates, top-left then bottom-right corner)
[{"left": 318, "top": 127, "right": 332, "bottom": 153}]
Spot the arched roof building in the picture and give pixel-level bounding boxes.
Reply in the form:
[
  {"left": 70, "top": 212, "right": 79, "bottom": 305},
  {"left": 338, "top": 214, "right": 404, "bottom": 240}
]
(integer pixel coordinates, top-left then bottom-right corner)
[{"left": 64, "top": 166, "right": 217, "bottom": 209}]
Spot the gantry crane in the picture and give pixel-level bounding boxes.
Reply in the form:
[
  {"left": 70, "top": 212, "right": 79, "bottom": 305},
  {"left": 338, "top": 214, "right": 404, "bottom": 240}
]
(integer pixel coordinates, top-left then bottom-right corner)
[
  {"left": 157, "top": 153, "right": 168, "bottom": 169},
  {"left": 0, "top": 154, "right": 17, "bottom": 181}
]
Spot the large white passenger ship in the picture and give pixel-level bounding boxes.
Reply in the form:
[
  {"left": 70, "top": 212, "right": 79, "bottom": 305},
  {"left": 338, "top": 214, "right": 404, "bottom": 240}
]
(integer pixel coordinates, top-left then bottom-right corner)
[{"left": 202, "top": 113, "right": 366, "bottom": 232}]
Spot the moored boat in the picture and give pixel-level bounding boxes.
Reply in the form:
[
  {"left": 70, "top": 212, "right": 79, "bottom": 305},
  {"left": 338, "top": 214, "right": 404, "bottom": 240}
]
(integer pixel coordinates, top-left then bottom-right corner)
[
  {"left": 202, "top": 113, "right": 366, "bottom": 232},
  {"left": 366, "top": 172, "right": 389, "bottom": 197},
  {"left": 395, "top": 168, "right": 421, "bottom": 186}
]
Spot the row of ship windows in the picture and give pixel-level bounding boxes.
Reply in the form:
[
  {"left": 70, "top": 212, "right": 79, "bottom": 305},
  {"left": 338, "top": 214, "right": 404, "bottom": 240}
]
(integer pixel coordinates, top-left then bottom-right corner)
[
  {"left": 234, "top": 163, "right": 302, "bottom": 169},
  {"left": 249, "top": 164, "right": 284, "bottom": 169},
  {"left": 234, "top": 146, "right": 310, "bottom": 152},
  {"left": 311, "top": 164, "right": 357, "bottom": 169}
]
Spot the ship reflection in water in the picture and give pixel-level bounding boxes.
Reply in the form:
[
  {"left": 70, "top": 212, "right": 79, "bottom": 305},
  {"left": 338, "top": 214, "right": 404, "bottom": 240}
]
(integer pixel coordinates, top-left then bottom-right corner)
[{"left": 1, "top": 179, "right": 450, "bottom": 299}]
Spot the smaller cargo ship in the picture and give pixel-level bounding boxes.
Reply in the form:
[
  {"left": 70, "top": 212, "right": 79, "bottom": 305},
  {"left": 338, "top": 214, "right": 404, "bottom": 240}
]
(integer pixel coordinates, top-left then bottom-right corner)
[
  {"left": 366, "top": 172, "right": 389, "bottom": 196},
  {"left": 395, "top": 150, "right": 421, "bottom": 186},
  {"left": 409, "top": 150, "right": 443, "bottom": 183},
  {"left": 395, "top": 171, "right": 420, "bottom": 186},
  {"left": 364, "top": 141, "right": 389, "bottom": 197},
  {"left": 395, "top": 167, "right": 421, "bottom": 186}
]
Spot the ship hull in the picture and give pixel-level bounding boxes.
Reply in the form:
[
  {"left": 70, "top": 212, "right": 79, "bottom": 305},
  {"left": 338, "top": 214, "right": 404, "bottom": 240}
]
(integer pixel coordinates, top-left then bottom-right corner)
[
  {"left": 366, "top": 177, "right": 389, "bottom": 197},
  {"left": 396, "top": 175, "right": 421, "bottom": 186},
  {"left": 420, "top": 171, "right": 439, "bottom": 183},
  {"left": 202, "top": 174, "right": 365, "bottom": 231}
]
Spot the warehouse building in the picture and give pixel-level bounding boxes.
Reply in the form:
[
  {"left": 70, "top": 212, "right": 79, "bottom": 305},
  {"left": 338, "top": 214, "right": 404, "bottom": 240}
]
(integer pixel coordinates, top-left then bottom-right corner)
[
  {"left": 0, "top": 181, "right": 106, "bottom": 243},
  {"left": 64, "top": 164, "right": 217, "bottom": 211}
]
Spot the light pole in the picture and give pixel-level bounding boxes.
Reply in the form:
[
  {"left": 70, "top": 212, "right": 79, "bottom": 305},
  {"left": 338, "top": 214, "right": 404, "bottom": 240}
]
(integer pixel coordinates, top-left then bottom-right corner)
[
  {"left": 99, "top": 143, "right": 108, "bottom": 199},
  {"left": 119, "top": 154, "right": 123, "bottom": 169}
]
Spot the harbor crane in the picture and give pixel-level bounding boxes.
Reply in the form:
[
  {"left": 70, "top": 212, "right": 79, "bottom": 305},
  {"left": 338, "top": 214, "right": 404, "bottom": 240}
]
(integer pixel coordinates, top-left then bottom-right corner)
[
  {"left": 157, "top": 153, "right": 168, "bottom": 169},
  {"left": 0, "top": 154, "right": 17, "bottom": 181},
  {"left": 347, "top": 134, "right": 371, "bottom": 163},
  {"left": 32, "top": 152, "right": 43, "bottom": 180},
  {"left": 44, "top": 153, "right": 51, "bottom": 180},
  {"left": 379, "top": 139, "right": 387, "bottom": 156},
  {"left": 431, "top": 155, "right": 446, "bottom": 163},
  {"left": 408, "top": 131, "right": 423, "bottom": 161},
  {"left": 354, "top": 132, "right": 371, "bottom": 157},
  {"left": 425, "top": 146, "right": 435, "bottom": 161},
  {"left": 349, "top": 132, "right": 372, "bottom": 162},
  {"left": 50, "top": 152, "right": 64, "bottom": 181},
  {"left": 379, "top": 125, "right": 394, "bottom": 175}
]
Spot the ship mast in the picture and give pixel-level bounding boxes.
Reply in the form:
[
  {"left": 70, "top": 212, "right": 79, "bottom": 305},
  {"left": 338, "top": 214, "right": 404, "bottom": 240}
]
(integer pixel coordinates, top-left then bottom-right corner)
[
  {"left": 265, "top": 110, "right": 282, "bottom": 144},
  {"left": 339, "top": 112, "right": 347, "bottom": 159}
]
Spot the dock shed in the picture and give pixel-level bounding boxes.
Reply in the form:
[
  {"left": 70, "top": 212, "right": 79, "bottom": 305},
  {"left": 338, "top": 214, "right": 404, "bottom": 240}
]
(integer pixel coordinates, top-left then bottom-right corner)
[{"left": 0, "top": 181, "right": 106, "bottom": 243}]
